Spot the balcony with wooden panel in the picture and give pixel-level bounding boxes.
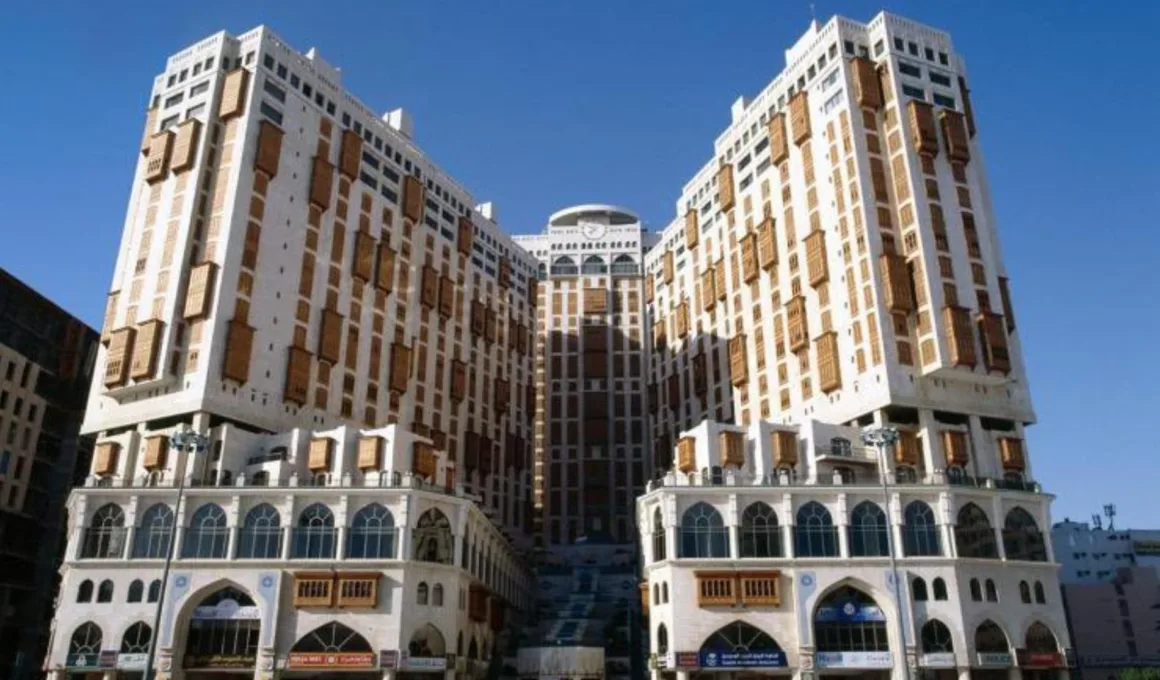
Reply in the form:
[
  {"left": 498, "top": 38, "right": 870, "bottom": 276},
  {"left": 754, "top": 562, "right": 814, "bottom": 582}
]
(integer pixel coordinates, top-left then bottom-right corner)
[
  {"left": 768, "top": 112, "right": 789, "bottom": 165},
  {"left": 353, "top": 232, "right": 376, "bottom": 283},
  {"left": 583, "top": 287, "right": 608, "bottom": 314},
  {"left": 717, "top": 164, "right": 735, "bottom": 212},
  {"left": 999, "top": 437, "right": 1025, "bottom": 471},
  {"left": 218, "top": 69, "right": 249, "bottom": 119},
  {"left": 941, "top": 430, "right": 969, "bottom": 467},
  {"left": 438, "top": 275, "right": 455, "bottom": 318},
  {"left": 457, "top": 216, "right": 474, "bottom": 256},
  {"left": 336, "top": 573, "right": 379, "bottom": 608},
  {"left": 998, "top": 277, "right": 1016, "bottom": 331},
  {"left": 419, "top": 266, "right": 438, "bottom": 309},
  {"left": 786, "top": 297, "right": 809, "bottom": 352},
  {"left": 470, "top": 300, "right": 486, "bottom": 337},
  {"left": 468, "top": 585, "right": 489, "bottom": 623},
  {"left": 170, "top": 119, "right": 201, "bottom": 173},
  {"left": 939, "top": 109, "right": 971, "bottom": 163},
  {"left": 183, "top": 262, "right": 217, "bottom": 320},
  {"left": 653, "top": 320, "right": 667, "bottom": 351},
  {"left": 494, "top": 379, "right": 510, "bottom": 413},
  {"left": 880, "top": 253, "right": 914, "bottom": 313},
  {"left": 388, "top": 343, "right": 412, "bottom": 393},
  {"left": 129, "top": 319, "right": 164, "bottom": 381},
  {"left": 677, "top": 437, "right": 696, "bottom": 473},
  {"left": 773, "top": 430, "right": 798, "bottom": 468},
  {"left": 308, "top": 438, "right": 333, "bottom": 472},
  {"left": 402, "top": 175, "right": 425, "bottom": 224},
  {"left": 728, "top": 334, "right": 748, "bottom": 387},
  {"left": 907, "top": 100, "right": 939, "bottom": 156},
  {"left": 692, "top": 353, "right": 708, "bottom": 396},
  {"left": 293, "top": 572, "right": 334, "bottom": 608},
  {"left": 851, "top": 56, "right": 882, "bottom": 109},
  {"left": 701, "top": 268, "right": 717, "bottom": 312},
  {"left": 815, "top": 331, "right": 841, "bottom": 393},
  {"left": 739, "top": 572, "right": 781, "bottom": 606},
  {"left": 757, "top": 217, "right": 777, "bottom": 269},
  {"left": 789, "top": 91, "right": 811, "bottom": 144},
  {"left": 338, "top": 129, "right": 362, "bottom": 179},
  {"left": 376, "top": 244, "right": 395, "bottom": 293},
  {"left": 413, "top": 442, "right": 436, "bottom": 478},
  {"left": 662, "top": 251, "right": 675, "bottom": 285},
  {"left": 498, "top": 257, "right": 512, "bottom": 289},
  {"left": 805, "top": 230, "right": 828, "bottom": 286},
  {"left": 639, "top": 582, "right": 649, "bottom": 616},
  {"left": 484, "top": 309, "right": 497, "bottom": 343},
  {"left": 685, "top": 209, "right": 699, "bottom": 249},
  {"left": 357, "top": 436, "right": 383, "bottom": 471},
  {"left": 143, "top": 131, "right": 173, "bottom": 184},
  {"left": 675, "top": 302, "right": 689, "bottom": 340},
  {"left": 318, "top": 309, "right": 344, "bottom": 363},
  {"left": 309, "top": 156, "right": 334, "bottom": 210},
  {"left": 740, "top": 233, "right": 759, "bottom": 283},
  {"left": 977, "top": 312, "right": 1011, "bottom": 374},
  {"left": 719, "top": 431, "right": 745, "bottom": 469},
  {"left": 645, "top": 274, "right": 655, "bottom": 303},
  {"left": 715, "top": 261, "right": 727, "bottom": 300},
  {"left": 143, "top": 435, "right": 168, "bottom": 471},
  {"left": 942, "top": 305, "right": 977, "bottom": 367},
  {"left": 696, "top": 572, "right": 737, "bottom": 607},
  {"left": 895, "top": 431, "right": 920, "bottom": 466},
  {"left": 93, "top": 442, "right": 120, "bottom": 476},
  {"left": 667, "top": 375, "right": 681, "bottom": 413},
  {"left": 254, "top": 120, "right": 283, "bottom": 178},
  {"left": 222, "top": 319, "right": 254, "bottom": 383}
]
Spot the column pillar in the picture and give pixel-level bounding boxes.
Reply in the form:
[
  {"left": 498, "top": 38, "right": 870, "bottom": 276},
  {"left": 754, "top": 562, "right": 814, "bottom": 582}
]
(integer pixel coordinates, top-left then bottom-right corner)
[
  {"left": 281, "top": 526, "right": 293, "bottom": 560},
  {"left": 727, "top": 493, "right": 739, "bottom": 559},
  {"left": 917, "top": 408, "right": 940, "bottom": 478},
  {"left": 836, "top": 493, "right": 849, "bottom": 557},
  {"left": 966, "top": 415, "right": 992, "bottom": 479},
  {"left": 335, "top": 526, "right": 347, "bottom": 559}
]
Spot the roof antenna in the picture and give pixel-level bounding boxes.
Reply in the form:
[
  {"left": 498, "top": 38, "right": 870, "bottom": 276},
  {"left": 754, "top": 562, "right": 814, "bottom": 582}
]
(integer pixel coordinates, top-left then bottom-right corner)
[{"left": 1104, "top": 503, "right": 1117, "bottom": 531}]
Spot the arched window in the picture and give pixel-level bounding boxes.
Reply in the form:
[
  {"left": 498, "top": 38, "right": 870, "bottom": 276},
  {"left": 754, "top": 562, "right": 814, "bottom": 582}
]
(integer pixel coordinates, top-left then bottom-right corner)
[
  {"left": 348, "top": 503, "right": 396, "bottom": 559},
  {"left": 932, "top": 578, "right": 948, "bottom": 600},
  {"left": 97, "top": 579, "right": 114, "bottom": 603},
  {"left": 433, "top": 584, "right": 444, "bottom": 606},
  {"left": 1019, "top": 581, "right": 1032, "bottom": 603},
  {"left": 975, "top": 620, "right": 1009, "bottom": 654},
  {"left": 657, "top": 623, "right": 669, "bottom": 655},
  {"left": 414, "top": 509, "right": 453, "bottom": 564},
  {"left": 293, "top": 503, "right": 336, "bottom": 559},
  {"left": 700, "top": 621, "right": 783, "bottom": 656},
  {"left": 969, "top": 578, "right": 982, "bottom": 602},
  {"left": 1003, "top": 508, "right": 1047, "bottom": 561},
  {"left": 238, "top": 504, "right": 282, "bottom": 559},
  {"left": 120, "top": 622, "right": 152, "bottom": 653},
  {"left": 69, "top": 622, "right": 102, "bottom": 661},
  {"left": 814, "top": 586, "right": 888, "bottom": 652},
  {"left": 679, "top": 502, "right": 729, "bottom": 558},
  {"left": 127, "top": 579, "right": 144, "bottom": 603},
  {"left": 662, "top": 582, "right": 669, "bottom": 603},
  {"left": 457, "top": 632, "right": 464, "bottom": 656},
  {"left": 147, "top": 579, "right": 161, "bottom": 603},
  {"left": 182, "top": 503, "right": 228, "bottom": 558},
  {"left": 921, "top": 619, "right": 954, "bottom": 653},
  {"left": 955, "top": 503, "right": 998, "bottom": 559},
  {"left": 1034, "top": 581, "right": 1046, "bottom": 604},
  {"left": 985, "top": 578, "right": 998, "bottom": 602},
  {"left": 467, "top": 637, "right": 479, "bottom": 660},
  {"left": 184, "top": 587, "right": 260, "bottom": 666},
  {"left": 81, "top": 503, "right": 125, "bottom": 558},
  {"left": 912, "top": 577, "right": 928, "bottom": 601},
  {"left": 77, "top": 580, "right": 93, "bottom": 603},
  {"left": 408, "top": 624, "right": 446, "bottom": 658},
  {"left": 1025, "top": 622, "right": 1058, "bottom": 654},
  {"left": 417, "top": 582, "right": 429, "bottom": 605},
  {"left": 132, "top": 503, "right": 174, "bottom": 559},
  {"left": 795, "top": 502, "right": 838, "bottom": 557},
  {"left": 830, "top": 437, "right": 853, "bottom": 457},
  {"left": 848, "top": 501, "right": 889, "bottom": 557},
  {"left": 291, "top": 622, "right": 372, "bottom": 653},
  {"left": 740, "top": 502, "right": 782, "bottom": 557},
  {"left": 652, "top": 584, "right": 659, "bottom": 605},
  {"left": 652, "top": 508, "right": 666, "bottom": 562},
  {"left": 903, "top": 501, "right": 941, "bottom": 556}
]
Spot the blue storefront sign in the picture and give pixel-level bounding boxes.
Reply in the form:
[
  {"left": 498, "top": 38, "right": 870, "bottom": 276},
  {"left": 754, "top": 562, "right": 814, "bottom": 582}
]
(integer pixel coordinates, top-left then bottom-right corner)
[
  {"left": 699, "top": 650, "right": 787, "bottom": 669},
  {"left": 814, "top": 600, "right": 886, "bottom": 622}
]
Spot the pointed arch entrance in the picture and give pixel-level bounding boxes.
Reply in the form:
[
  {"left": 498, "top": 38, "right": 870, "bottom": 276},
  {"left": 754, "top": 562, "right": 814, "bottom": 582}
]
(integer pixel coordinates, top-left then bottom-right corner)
[
  {"left": 697, "top": 621, "right": 787, "bottom": 669},
  {"left": 813, "top": 584, "right": 893, "bottom": 675},
  {"left": 285, "top": 621, "right": 377, "bottom": 672},
  {"left": 180, "top": 585, "right": 260, "bottom": 677}
]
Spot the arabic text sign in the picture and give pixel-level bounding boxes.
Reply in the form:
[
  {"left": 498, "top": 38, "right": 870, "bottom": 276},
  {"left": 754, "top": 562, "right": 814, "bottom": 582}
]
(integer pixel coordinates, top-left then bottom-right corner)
[
  {"left": 699, "top": 650, "right": 787, "bottom": 669},
  {"left": 815, "top": 651, "right": 893, "bottom": 668}
]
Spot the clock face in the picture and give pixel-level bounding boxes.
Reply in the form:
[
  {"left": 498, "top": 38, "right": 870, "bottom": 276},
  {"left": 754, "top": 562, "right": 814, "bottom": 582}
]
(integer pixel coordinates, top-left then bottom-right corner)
[{"left": 580, "top": 221, "right": 607, "bottom": 240}]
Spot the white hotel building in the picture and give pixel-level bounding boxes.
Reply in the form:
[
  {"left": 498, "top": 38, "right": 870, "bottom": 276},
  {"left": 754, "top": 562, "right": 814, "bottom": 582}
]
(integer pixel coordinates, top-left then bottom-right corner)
[{"left": 47, "top": 9, "right": 1073, "bottom": 680}]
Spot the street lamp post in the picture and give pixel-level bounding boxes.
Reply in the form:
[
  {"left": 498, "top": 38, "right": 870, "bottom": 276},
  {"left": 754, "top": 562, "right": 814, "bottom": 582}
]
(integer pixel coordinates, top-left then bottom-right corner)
[
  {"left": 860, "top": 425, "right": 911, "bottom": 680},
  {"left": 143, "top": 428, "right": 208, "bottom": 680}
]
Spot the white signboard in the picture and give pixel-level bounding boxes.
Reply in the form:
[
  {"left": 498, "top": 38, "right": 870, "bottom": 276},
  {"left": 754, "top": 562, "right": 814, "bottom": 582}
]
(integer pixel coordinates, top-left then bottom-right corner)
[
  {"left": 116, "top": 653, "right": 149, "bottom": 670},
  {"left": 815, "top": 651, "right": 893, "bottom": 668},
  {"left": 919, "top": 652, "right": 957, "bottom": 668},
  {"left": 401, "top": 656, "right": 447, "bottom": 671},
  {"left": 192, "top": 601, "right": 261, "bottom": 620},
  {"left": 976, "top": 652, "right": 1013, "bottom": 667}
]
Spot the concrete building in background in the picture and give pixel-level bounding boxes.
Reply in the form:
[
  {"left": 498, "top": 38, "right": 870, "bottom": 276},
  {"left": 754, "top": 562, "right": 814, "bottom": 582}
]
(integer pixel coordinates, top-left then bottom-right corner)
[
  {"left": 638, "top": 12, "right": 1072, "bottom": 680},
  {"left": 0, "top": 268, "right": 98, "bottom": 680},
  {"left": 1053, "top": 519, "right": 1160, "bottom": 676}
]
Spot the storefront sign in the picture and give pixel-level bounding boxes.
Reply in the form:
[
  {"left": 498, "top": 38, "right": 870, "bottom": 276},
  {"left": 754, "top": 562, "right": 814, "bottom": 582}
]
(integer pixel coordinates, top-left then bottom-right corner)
[
  {"left": 814, "top": 602, "right": 886, "bottom": 622},
  {"left": 815, "top": 651, "right": 892, "bottom": 668},
  {"left": 287, "top": 652, "right": 377, "bottom": 669},
  {"left": 699, "top": 650, "right": 787, "bottom": 668},
  {"left": 975, "top": 652, "right": 1012, "bottom": 667},
  {"left": 674, "top": 652, "right": 699, "bottom": 669},
  {"left": 64, "top": 653, "right": 100, "bottom": 669},
  {"left": 379, "top": 650, "right": 399, "bottom": 669},
  {"left": 183, "top": 654, "right": 257, "bottom": 669},
  {"left": 1017, "top": 649, "right": 1063, "bottom": 668},
  {"left": 98, "top": 651, "right": 118, "bottom": 668},
  {"left": 919, "top": 652, "right": 957, "bottom": 668},
  {"left": 192, "top": 601, "right": 261, "bottom": 620},
  {"left": 401, "top": 656, "right": 447, "bottom": 671},
  {"left": 1133, "top": 540, "right": 1160, "bottom": 555},
  {"left": 117, "top": 653, "right": 149, "bottom": 670}
]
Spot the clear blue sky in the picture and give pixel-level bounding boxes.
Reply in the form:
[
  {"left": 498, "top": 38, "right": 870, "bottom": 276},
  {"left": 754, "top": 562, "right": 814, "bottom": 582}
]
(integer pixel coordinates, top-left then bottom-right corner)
[{"left": 3, "top": 1, "right": 1157, "bottom": 527}]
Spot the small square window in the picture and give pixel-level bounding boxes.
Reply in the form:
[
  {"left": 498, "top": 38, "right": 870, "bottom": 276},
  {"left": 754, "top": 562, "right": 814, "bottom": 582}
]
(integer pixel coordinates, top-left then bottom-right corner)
[
  {"left": 874, "top": 40, "right": 884, "bottom": 56},
  {"left": 303, "top": 83, "right": 312, "bottom": 98},
  {"left": 263, "top": 54, "right": 274, "bottom": 69},
  {"left": 342, "top": 112, "right": 351, "bottom": 127},
  {"left": 314, "top": 92, "right": 324, "bottom": 107},
  {"left": 828, "top": 43, "right": 838, "bottom": 59},
  {"left": 205, "top": 57, "right": 215, "bottom": 70},
  {"left": 908, "top": 41, "right": 918, "bottom": 56},
  {"left": 245, "top": 51, "right": 255, "bottom": 65},
  {"left": 193, "top": 63, "right": 202, "bottom": 76},
  {"left": 326, "top": 101, "right": 336, "bottom": 115},
  {"left": 925, "top": 47, "right": 934, "bottom": 61},
  {"left": 276, "top": 63, "right": 287, "bottom": 79},
  {"left": 844, "top": 40, "right": 855, "bottom": 55},
  {"left": 894, "top": 37, "right": 904, "bottom": 50},
  {"left": 938, "top": 52, "right": 949, "bottom": 66},
  {"left": 179, "top": 68, "right": 188, "bottom": 82},
  {"left": 290, "top": 74, "right": 299, "bottom": 88},
  {"left": 166, "top": 74, "right": 176, "bottom": 87}
]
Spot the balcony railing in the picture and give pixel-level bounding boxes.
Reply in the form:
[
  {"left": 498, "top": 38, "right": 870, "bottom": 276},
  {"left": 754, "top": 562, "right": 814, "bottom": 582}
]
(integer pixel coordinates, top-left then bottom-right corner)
[
  {"left": 292, "top": 527, "right": 338, "bottom": 559},
  {"left": 550, "top": 265, "right": 579, "bottom": 277},
  {"left": 647, "top": 469, "right": 1041, "bottom": 494},
  {"left": 610, "top": 263, "right": 640, "bottom": 276},
  {"left": 79, "top": 527, "right": 128, "bottom": 559},
  {"left": 84, "top": 470, "right": 460, "bottom": 495}
]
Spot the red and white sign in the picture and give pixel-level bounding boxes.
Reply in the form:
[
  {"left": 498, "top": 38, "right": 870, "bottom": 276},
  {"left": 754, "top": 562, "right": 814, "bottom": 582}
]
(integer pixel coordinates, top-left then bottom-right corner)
[{"left": 286, "top": 652, "right": 376, "bottom": 669}]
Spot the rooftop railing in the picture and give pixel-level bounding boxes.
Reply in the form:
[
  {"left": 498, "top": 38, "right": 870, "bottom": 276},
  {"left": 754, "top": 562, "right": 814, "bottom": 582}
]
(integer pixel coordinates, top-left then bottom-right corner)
[{"left": 646, "top": 469, "right": 1041, "bottom": 494}]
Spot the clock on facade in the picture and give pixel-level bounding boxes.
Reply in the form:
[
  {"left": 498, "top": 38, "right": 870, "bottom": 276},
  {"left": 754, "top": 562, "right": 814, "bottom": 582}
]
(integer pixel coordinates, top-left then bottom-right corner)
[{"left": 580, "top": 221, "right": 607, "bottom": 240}]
